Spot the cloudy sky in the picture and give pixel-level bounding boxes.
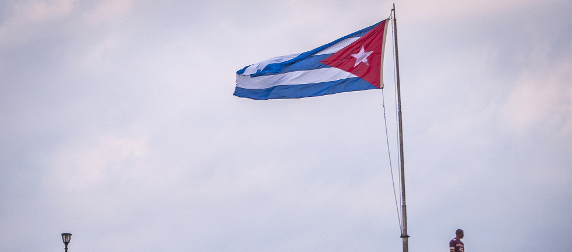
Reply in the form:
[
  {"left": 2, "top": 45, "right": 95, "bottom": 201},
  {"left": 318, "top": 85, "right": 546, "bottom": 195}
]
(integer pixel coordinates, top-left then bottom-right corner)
[{"left": 1, "top": 0, "right": 571, "bottom": 251}]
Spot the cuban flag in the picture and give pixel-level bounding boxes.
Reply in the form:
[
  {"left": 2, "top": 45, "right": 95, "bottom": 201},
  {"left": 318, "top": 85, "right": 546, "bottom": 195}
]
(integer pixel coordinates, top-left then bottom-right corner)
[{"left": 234, "top": 19, "right": 390, "bottom": 100}]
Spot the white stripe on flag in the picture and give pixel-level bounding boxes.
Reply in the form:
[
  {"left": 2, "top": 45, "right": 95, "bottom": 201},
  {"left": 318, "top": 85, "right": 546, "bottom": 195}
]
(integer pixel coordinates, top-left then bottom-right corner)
[
  {"left": 236, "top": 67, "right": 357, "bottom": 89},
  {"left": 315, "top": 37, "right": 360, "bottom": 55}
]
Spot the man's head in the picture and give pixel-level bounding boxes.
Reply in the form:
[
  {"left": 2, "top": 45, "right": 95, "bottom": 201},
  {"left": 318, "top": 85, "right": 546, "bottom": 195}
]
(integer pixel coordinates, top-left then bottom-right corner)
[{"left": 456, "top": 229, "right": 464, "bottom": 239}]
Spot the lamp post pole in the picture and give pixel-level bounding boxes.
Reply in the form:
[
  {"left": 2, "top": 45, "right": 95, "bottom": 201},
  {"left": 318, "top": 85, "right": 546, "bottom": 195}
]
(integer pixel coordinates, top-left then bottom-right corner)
[{"left": 61, "top": 233, "right": 72, "bottom": 252}]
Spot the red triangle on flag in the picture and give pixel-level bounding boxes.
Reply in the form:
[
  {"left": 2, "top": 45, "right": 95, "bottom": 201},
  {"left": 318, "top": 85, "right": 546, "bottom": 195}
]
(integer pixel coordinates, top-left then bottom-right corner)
[{"left": 320, "top": 20, "right": 388, "bottom": 89}]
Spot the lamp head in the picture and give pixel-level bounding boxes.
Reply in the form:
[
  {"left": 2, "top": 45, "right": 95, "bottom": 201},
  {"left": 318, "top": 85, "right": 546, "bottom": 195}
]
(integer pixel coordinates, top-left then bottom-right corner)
[{"left": 61, "top": 233, "right": 72, "bottom": 244}]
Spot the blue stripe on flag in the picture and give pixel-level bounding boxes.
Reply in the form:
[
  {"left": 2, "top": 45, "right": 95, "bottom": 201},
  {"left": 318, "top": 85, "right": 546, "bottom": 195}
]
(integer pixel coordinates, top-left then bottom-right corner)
[
  {"left": 233, "top": 77, "right": 376, "bottom": 100},
  {"left": 265, "top": 54, "right": 331, "bottom": 75}
]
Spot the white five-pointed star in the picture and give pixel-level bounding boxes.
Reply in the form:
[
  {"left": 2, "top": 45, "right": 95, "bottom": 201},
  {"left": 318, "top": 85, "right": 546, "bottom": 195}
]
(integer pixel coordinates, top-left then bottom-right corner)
[{"left": 351, "top": 46, "right": 373, "bottom": 67}]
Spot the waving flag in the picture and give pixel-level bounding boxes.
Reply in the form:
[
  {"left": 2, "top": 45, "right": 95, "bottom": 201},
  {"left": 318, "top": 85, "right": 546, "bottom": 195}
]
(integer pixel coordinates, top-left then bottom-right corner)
[{"left": 234, "top": 19, "right": 389, "bottom": 100}]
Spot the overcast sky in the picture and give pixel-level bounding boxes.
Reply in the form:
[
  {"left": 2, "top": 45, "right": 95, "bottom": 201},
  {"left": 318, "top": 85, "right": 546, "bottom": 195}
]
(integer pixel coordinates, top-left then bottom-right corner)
[{"left": 1, "top": 0, "right": 571, "bottom": 251}]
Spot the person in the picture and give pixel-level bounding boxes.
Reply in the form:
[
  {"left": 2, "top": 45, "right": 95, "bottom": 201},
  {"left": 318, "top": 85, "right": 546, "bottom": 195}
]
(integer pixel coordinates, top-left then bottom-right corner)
[{"left": 449, "top": 229, "right": 464, "bottom": 252}]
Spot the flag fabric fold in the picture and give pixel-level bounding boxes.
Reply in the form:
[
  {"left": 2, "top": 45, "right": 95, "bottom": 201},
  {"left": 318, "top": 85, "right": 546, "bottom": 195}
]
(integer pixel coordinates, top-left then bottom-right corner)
[{"left": 234, "top": 19, "right": 389, "bottom": 100}]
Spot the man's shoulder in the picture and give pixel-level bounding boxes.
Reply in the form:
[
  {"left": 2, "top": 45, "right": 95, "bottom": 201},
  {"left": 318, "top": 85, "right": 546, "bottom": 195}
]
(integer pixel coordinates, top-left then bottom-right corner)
[{"left": 450, "top": 238, "right": 464, "bottom": 245}]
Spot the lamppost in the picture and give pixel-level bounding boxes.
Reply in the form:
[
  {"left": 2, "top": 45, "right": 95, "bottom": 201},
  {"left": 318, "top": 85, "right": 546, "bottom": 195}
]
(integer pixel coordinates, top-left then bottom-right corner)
[{"left": 61, "top": 233, "right": 72, "bottom": 252}]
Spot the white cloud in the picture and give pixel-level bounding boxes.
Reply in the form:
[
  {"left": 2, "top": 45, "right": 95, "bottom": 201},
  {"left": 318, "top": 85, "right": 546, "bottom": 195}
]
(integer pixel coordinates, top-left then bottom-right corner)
[
  {"left": 82, "top": 0, "right": 133, "bottom": 25},
  {"left": 0, "top": 0, "right": 76, "bottom": 48},
  {"left": 400, "top": 0, "right": 561, "bottom": 23},
  {"left": 46, "top": 133, "right": 149, "bottom": 191},
  {"left": 79, "top": 33, "right": 122, "bottom": 69},
  {"left": 500, "top": 56, "right": 572, "bottom": 135},
  {"left": 14, "top": 0, "right": 76, "bottom": 23}
]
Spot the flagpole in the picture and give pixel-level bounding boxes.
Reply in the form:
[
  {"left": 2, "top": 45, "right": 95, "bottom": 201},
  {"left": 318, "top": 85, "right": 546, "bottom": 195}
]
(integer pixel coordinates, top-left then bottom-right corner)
[{"left": 391, "top": 3, "right": 409, "bottom": 252}]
